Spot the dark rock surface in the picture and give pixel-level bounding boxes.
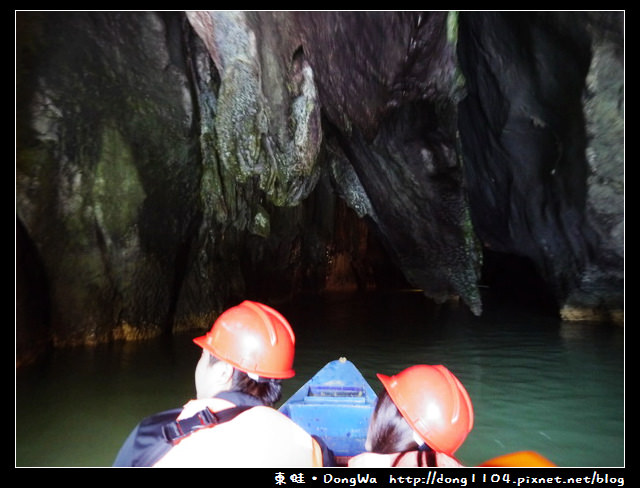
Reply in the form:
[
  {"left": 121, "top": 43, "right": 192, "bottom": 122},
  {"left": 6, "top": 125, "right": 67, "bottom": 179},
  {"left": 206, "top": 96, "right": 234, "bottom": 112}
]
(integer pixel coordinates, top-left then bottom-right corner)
[
  {"left": 15, "top": 11, "right": 624, "bottom": 365},
  {"left": 289, "top": 12, "right": 482, "bottom": 313},
  {"left": 457, "top": 12, "right": 624, "bottom": 323}
]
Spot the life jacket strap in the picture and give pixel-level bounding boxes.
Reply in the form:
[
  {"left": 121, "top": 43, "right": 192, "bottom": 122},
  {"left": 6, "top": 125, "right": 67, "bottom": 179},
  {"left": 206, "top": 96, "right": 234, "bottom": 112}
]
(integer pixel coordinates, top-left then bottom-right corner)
[{"left": 162, "top": 406, "right": 252, "bottom": 444}]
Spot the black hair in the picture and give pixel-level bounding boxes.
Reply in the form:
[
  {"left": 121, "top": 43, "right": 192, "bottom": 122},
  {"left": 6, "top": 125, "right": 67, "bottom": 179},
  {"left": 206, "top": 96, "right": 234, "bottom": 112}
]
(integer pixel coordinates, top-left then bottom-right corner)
[
  {"left": 207, "top": 353, "right": 283, "bottom": 406},
  {"left": 366, "top": 389, "right": 436, "bottom": 467}
]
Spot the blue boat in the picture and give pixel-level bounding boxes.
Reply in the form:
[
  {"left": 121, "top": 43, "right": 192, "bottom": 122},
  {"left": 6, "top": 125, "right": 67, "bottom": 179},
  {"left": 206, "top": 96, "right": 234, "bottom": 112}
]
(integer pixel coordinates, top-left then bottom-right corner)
[
  {"left": 279, "top": 358, "right": 557, "bottom": 468},
  {"left": 279, "top": 357, "right": 378, "bottom": 462}
]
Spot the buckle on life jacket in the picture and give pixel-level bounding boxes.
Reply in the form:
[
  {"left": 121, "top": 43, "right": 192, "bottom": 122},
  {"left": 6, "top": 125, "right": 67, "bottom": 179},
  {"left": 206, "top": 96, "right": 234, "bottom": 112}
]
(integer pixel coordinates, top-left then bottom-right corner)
[
  {"left": 162, "top": 406, "right": 252, "bottom": 444},
  {"left": 162, "top": 408, "right": 219, "bottom": 443}
]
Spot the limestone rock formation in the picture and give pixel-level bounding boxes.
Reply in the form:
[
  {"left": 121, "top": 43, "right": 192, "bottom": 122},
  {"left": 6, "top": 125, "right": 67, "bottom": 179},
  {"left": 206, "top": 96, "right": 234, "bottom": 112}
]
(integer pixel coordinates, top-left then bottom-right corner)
[{"left": 15, "top": 11, "right": 624, "bottom": 365}]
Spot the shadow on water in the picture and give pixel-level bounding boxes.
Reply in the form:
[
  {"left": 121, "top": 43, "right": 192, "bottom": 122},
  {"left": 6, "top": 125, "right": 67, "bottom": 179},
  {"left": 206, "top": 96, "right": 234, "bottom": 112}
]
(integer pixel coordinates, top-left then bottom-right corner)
[{"left": 15, "top": 291, "right": 624, "bottom": 467}]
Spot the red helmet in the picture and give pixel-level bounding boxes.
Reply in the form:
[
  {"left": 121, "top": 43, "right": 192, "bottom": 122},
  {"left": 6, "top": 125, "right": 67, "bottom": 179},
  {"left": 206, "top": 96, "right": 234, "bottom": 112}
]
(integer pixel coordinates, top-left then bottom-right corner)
[
  {"left": 377, "top": 364, "right": 474, "bottom": 456},
  {"left": 193, "top": 301, "right": 296, "bottom": 379}
]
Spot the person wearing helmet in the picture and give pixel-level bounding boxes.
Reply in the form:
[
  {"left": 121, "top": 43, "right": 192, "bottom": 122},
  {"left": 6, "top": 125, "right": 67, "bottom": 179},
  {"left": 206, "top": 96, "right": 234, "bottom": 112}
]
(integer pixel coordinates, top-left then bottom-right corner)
[
  {"left": 348, "top": 364, "right": 474, "bottom": 468},
  {"left": 112, "top": 300, "right": 325, "bottom": 467}
]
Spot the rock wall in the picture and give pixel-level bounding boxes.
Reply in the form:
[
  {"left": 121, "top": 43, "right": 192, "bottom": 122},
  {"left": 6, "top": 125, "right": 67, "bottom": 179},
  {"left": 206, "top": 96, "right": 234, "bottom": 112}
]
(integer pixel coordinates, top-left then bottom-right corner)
[
  {"left": 457, "top": 12, "right": 623, "bottom": 323},
  {"left": 15, "top": 11, "right": 624, "bottom": 365},
  {"left": 17, "top": 12, "right": 202, "bottom": 355}
]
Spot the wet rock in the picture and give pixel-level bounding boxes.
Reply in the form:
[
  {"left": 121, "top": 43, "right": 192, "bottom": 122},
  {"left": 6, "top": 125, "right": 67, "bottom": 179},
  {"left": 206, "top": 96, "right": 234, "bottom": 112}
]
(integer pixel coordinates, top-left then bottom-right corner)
[
  {"left": 457, "top": 12, "right": 623, "bottom": 324},
  {"left": 16, "top": 11, "right": 624, "bottom": 362},
  {"left": 293, "top": 12, "right": 482, "bottom": 314}
]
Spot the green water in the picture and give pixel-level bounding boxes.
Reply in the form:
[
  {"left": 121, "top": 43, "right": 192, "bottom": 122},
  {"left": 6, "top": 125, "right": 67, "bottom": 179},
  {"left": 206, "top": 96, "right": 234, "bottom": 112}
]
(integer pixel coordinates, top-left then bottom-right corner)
[{"left": 15, "top": 292, "right": 624, "bottom": 467}]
